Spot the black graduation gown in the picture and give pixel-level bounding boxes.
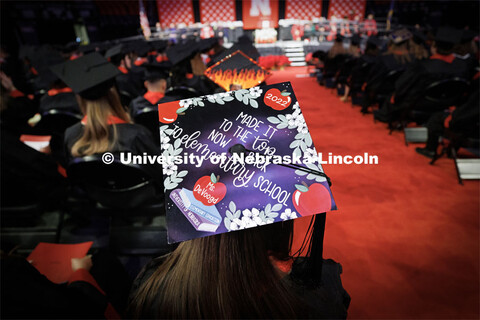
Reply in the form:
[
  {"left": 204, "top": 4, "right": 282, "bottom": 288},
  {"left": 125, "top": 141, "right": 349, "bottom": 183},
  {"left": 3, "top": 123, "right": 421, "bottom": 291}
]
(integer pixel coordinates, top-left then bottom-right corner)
[
  {"left": 63, "top": 122, "right": 163, "bottom": 182},
  {"left": 39, "top": 91, "right": 81, "bottom": 115},
  {"left": 129, "top": 94, "right": 177, "bottom": 146},
  {"left": 0, "top": 93, "right": 38, "bottom": 135},
  {"left": 394, "top": 55, "right": 471, "bottom": 112},
  {"left": 365, "top": 53, "right": 413, "bottom": 95},
  {"left": 349, "top": 54, "right": 377, "bottom": 90},
  {"left": 116, "top": 73, "right": 142, "bottom": 105}
]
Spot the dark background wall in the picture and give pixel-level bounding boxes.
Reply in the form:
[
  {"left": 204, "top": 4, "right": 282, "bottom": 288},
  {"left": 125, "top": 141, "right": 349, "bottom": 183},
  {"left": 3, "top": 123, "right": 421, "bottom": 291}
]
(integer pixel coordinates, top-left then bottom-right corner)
[{"left": 1, "top": 0, "right": 479, "bottom": 52}]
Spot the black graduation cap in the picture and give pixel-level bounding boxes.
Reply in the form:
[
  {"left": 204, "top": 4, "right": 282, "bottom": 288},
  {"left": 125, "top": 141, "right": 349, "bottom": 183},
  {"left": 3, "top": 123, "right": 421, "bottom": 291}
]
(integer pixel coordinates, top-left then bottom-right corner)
[
  {"left": 435, "top": 27, "right": 462, "bottom": 45},
  {"left": 77, "top": 43, "right": 97, "bottom": 54},
  {"left": 335, "top": 33, "right": 344, "bottom": 42},
  {"left": 105, "top": 44, "right": 124, "bottom": 59},
  {"left": 50, "top": 52, "right": 120, "bottom": 100},
  {"left": 29, "top": 46, "right": 65, "bottom": 89},
  {"left": 213, "top": 41, "right": 260, "bottom": 64},
  {"left": 389, "top": 28, "right": 412, "bottom": 44},
  {"left": 144, "top": 62, "right": 171, "bottom": 81},
  {"left": 150, "top": 39, "right": 168, "bottom": 52},
  {"left": 197, "top": 37, "right": 219, "bottom": 53},
  {"left": 129, "top": 39, "right": 151, "bottom": 57},
  {"left": 350, "top": 34, "right": 361, "bottom": 46},
  {"left": 166, "top": 40, "right": 199, "bottom": 66}
]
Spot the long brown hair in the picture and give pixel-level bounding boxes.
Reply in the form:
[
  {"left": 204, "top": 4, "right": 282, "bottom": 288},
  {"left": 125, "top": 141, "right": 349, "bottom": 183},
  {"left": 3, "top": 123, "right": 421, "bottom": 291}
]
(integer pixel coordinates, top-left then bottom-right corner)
[
  {"left": 71, "top": 86, "right": 131, "bottom": 157},
  {"left": 327, "top": 42, "right": 346, "bottom": 58},
  {"left": 385, "top": 41, "right": 412, "bottom": 65},
  {"left": 129, "top": 221, "right": 307, "bottom": 319}
]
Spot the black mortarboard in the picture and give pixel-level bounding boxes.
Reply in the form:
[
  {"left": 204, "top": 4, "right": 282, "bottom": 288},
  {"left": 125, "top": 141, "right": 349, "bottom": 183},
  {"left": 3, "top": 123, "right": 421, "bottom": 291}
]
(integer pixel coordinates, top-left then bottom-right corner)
[
  {"left": 198, "top": 37, "right": 219, "bottom": 53},
  {"left": 166, "top": 40, "right": 199, "bottom": 66},
  {"left": 130, "top": 39, "right": 151, "bottom": 57},
  {"left": 335, "top": 33, "right": 344, "bottom": 42},
  {"left": 30, "top": 46, "right": 65, "bottom": 89},
  {"left": 150, "top": 39, "right": 168, "bottom": 52},
  {"left": 144, "top": 62, "right": 170, "bottom": 81},
  {"left": 50, "top": 52, "right": 120, "bottom": 100},
  {"left": 77, "top": 43, "right": 97, "bottom": 54},
  {"left": 351, "top": 34, "right": 361, "bottom": 46},
  {"left": 435, "top": 27, "right": 462, "bottom": 45},
  {"left": 390, "top": 28, "right": 412, "bottom": 44},
  {"left": 105, "top": 44, "right": 124, "bottom": 59}
]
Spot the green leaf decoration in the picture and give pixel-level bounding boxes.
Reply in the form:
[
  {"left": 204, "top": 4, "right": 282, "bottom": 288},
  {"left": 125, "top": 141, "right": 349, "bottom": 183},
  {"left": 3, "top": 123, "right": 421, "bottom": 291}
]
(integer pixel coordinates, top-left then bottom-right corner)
[
  {"left": 295, "top": 184, "right": 309, "bottom": 192},
  {"left": 281, "top": 91, "right": 291, "bottom": 96},
  {"left": 210, "top": 173, "right": 217, "bottom": 183},
  {"left": 176, "top": 107, "right": 188, "bottom": 114}
]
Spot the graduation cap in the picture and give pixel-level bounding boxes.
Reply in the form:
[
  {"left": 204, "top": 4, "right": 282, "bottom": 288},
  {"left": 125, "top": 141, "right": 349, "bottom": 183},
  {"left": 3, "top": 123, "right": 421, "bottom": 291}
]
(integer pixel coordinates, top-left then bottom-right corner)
[
  {"left": 30, "top": 46, "right": 65, "bottom": 89},
  {"left": 435, "top": 27, "right": 462, "bottom": 45},
  {"left": 335, "top": 33, "right": 344, "bottom": 42},
  {"left": 166, "top": 40, "right": 199, "bottom": 66},
  {"left": 50, "top": 52, "right": 120, "bottom": 100},
  {"left": 144, "top": 62, "right": 171, "bottom": 81},
  {"left": 129, "top": 39, "right": 151, "bottom": 57},
  {"left": 389, "top": 28, "right": 412, "bottom": 44},
  {"left": 197, "top": 37, "right": 219, "bottom": 53},
  {"left": 77, "top": 43, "right": 97, "bottom": 54},
  {"left": 150, "top": 39, "right": 168, "bottom": 52},
  {"left": 204, "top": 50, "right": 270, "bottom": 91},
  {"left": 212, "top": 41, "right": 260, "bottom": 64},
  {"left": 105, "top": 44, "right": 125, "bottom": 59},
  {"left": 157, "top": 81, "right": 336, "bottom": 243}
]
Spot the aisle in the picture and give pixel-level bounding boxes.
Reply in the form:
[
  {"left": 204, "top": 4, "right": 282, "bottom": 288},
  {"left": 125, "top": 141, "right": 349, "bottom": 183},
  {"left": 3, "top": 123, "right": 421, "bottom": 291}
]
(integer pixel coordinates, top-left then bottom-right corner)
[{"left": 267, "top": 67, "right": 480, "bottom": 319}]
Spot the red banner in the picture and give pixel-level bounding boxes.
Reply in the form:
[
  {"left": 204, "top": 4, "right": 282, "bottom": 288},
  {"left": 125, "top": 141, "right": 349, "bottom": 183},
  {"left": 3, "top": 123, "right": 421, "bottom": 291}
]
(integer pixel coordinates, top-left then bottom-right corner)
[
  {"left": 242, "top": 0, "right": 279, "bottom": 30},
  {"left": 157, "top": 0, "right": 194, "bottom": 26},
  {"left": 200, "top": 0, "right": 236, "bottom": 23},
  {"left": 285, "top": 0, "right": 322, "bottom": 20},
  {"left": 327, "top": 0, "right": 366, "bottom": 20}
]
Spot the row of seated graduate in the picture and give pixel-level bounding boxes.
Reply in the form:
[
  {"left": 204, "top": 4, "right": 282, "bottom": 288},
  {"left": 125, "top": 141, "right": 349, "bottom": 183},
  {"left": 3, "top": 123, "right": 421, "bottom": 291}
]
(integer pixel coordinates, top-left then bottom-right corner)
[
  {"left": 310, "top": 26, "right": 479, "bottom": 159},
  {"left": 0, "top": 36, "right": 263, "bottom": 208}
]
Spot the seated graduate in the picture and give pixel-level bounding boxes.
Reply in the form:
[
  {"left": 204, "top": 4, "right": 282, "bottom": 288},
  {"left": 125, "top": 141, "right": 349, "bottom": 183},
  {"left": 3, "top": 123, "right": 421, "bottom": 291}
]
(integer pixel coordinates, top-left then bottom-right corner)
[
  {"left": 167, "top": 40, "right": 219, "bottom": 97},
  {"left": 416, "top": 88, "right": 479, "bottom": 158},
  {"left": 129, "top": 62, "right": 175, "bottom": 119},
  {"left": 50, "top": 53, "right": 163, "bottom": 181},
  {"left": 127, "top": 221, "right": 350, "bottom": 319},
  {"left": 104, "top": 44, "right": 141, "bottom": 105},
  {"left": 379, "top": 27, "right": 473, "bottom": 122},
  {"left": 409, "top": 29, "right": 430, "bottom": 61},
  {"left": 323, "top": 34, "right": 348, "bottom": 79},
  {"left": 361, "top": 28, "right": 414, "bottom": 113},
  {"left": 340, "top": 36, "right": 381, "bottom": 102},
  {"left": 453, "top": 29, "right": 478, "bottom": 78}
]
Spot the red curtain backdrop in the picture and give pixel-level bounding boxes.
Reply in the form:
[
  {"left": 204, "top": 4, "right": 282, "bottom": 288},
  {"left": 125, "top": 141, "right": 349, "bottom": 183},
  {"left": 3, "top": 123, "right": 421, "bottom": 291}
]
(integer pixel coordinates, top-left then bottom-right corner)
[
  {"left": 156, "top": 0, "right": 194, "bottom": 26},
  {"left": 327, "top": 0, "right": 366, "bottom": 20},
  {"left": 199, "top": 0, "right": 236, "bottom": 23},
  {"left": 285, "top": 0, "right": 322, "bottom": 20},
  {"left": 242, "top": 0, "right": 279, "bottom": 29}
]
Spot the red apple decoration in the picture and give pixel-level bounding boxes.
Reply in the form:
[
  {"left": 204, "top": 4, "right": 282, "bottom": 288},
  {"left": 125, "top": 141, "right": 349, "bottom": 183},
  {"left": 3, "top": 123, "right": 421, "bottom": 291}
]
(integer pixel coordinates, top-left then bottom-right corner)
[
  {"left": 264, "top": 88, "right": 292, "bottom": 111},
  {"left": 292, "top": 182, "right": 332, "bottom": 216},
  {"left": 193, "top": 174, "right": 227, "bottom": 206},
  {"left": 158, "top": 101, "right": 187, "bottom": 124}
]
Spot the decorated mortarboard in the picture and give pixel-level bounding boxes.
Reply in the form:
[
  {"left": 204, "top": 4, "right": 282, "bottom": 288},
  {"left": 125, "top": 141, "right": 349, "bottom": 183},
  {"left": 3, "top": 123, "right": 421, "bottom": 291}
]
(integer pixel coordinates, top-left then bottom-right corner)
[
  {"left": 204, "top": 50, "right": 270, "bottom": 91},
  {"left": 166, "top": 40, "right": 199, "bottom": 66},
  {"left": 144, "top": 62, "right": 170, "bottom": 81},
  {"left": 213, "top": 41, "right": 260, "bottom": 64},
  {"left": 50, "top": 52, "right": 120, "bottom": 100},
  {"left": 389, "top": 28, "right": 412, "bottom": 44},
  {"left": 158, "top": 81, "right": 336, "bottom": 243}
]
